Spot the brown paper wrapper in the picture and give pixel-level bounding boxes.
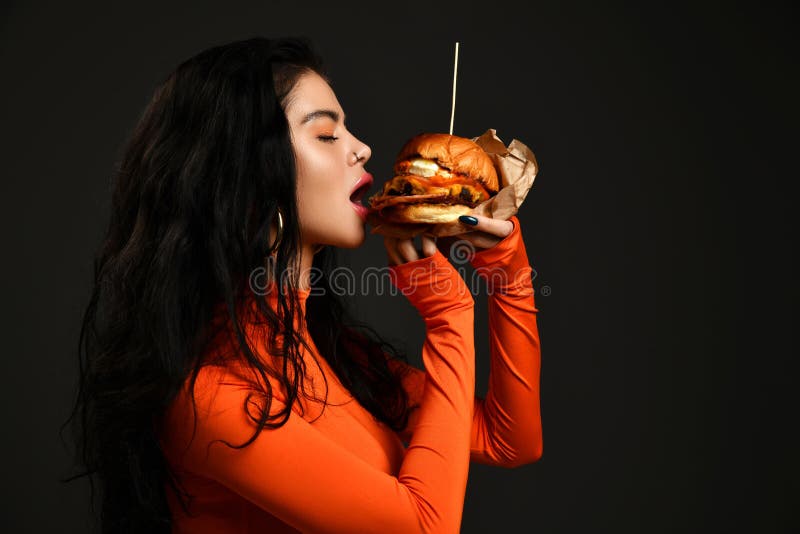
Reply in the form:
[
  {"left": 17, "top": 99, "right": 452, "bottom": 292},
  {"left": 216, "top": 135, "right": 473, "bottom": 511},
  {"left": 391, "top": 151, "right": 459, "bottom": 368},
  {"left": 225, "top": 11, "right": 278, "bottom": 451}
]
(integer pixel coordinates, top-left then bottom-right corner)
[{"left": 367, "top": 129, "right": 538, "bottom": 239}]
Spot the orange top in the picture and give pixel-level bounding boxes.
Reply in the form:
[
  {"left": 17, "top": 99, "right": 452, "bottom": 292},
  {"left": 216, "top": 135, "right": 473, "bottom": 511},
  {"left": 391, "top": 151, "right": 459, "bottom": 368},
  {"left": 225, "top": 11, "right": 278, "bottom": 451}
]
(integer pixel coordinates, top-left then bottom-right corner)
[{"left": 158, "top": 215, "right": 542, "bottom": 533}]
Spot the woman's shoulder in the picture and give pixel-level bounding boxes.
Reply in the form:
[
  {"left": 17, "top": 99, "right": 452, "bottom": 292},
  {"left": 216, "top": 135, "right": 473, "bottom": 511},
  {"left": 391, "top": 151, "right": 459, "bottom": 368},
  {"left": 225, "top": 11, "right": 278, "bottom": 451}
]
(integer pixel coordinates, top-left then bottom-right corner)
[
  {"left": 162, "top": 362, "right": 246, "bottom": 426},
  {"left": 159, "top": 358, "right": 287, "bottom": 457},
  {"left": 194, "top": 316, "right": 285, "bottom": 392},
  {"left": 166, "top": 339, "right": 285, "bottom": 419}
]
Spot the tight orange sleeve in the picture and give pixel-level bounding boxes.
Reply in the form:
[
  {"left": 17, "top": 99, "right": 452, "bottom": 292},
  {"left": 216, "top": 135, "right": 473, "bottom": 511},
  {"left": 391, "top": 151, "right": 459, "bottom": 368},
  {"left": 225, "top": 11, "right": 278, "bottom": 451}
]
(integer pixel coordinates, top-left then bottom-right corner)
[
  {"left": 160, "top": 248, "right": 476, "bottom": 533},
  {"left": 393, "top": 215, "right": 543, "bottom": 467}
]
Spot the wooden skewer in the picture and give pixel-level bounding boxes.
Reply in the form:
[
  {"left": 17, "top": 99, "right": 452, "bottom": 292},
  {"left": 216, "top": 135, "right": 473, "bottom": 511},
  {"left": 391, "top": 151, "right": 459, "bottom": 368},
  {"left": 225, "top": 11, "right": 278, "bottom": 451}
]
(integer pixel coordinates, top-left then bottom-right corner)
[{"left": 449, "top": 42, "right": 459, "bottom": 135}]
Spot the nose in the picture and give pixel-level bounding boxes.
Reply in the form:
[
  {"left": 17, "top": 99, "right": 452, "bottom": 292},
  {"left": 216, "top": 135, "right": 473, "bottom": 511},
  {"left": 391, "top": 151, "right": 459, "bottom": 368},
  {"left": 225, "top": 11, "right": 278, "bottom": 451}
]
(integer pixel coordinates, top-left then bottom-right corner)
[{"left": 351, "top": 139, "right": 372, "bottom": 166}]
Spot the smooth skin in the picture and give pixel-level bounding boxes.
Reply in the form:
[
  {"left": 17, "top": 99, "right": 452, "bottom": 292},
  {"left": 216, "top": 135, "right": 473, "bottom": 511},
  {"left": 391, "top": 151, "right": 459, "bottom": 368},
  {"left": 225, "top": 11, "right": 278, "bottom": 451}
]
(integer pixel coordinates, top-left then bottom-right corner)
[{"left": 384, "top": 215, "right": 515, "bottom": 265}]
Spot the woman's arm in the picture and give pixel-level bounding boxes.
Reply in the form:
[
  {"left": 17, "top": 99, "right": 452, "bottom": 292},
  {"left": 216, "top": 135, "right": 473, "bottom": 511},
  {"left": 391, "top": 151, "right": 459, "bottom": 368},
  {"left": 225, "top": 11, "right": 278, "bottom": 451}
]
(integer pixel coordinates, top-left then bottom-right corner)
[
  {"left": 160, "top": 248, "right": 475, "bottom": 534},
  {"left": 393, "top": 215, "right": 543, "bottom": 467}
]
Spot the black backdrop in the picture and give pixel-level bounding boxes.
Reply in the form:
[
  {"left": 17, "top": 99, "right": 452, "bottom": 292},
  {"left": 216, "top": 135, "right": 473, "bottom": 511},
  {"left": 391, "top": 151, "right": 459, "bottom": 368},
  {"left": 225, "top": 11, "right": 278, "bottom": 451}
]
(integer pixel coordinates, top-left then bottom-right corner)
[{"left": 1, "top": 1, "right": 796, "bottom": 532}]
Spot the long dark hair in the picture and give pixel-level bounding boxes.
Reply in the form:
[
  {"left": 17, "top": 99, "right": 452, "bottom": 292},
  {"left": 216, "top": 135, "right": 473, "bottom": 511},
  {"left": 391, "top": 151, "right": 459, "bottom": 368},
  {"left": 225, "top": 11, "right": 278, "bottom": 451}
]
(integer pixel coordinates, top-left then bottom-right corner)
[{"left": 63, "top": 36, "right": 417, "bottom": 533}]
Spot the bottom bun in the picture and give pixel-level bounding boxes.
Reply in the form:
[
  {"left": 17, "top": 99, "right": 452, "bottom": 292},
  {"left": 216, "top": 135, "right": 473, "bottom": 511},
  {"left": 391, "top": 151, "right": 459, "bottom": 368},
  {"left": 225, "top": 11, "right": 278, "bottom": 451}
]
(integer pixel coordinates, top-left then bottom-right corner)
[
  {"left": 368, "top": 221, "right": 430, "bottom": 239},
  {"left": 366, "top": 210, "right": 430, "bottom": 238},
  {"left": 386, "top": 203, "right": 475, "bottom": 224}
]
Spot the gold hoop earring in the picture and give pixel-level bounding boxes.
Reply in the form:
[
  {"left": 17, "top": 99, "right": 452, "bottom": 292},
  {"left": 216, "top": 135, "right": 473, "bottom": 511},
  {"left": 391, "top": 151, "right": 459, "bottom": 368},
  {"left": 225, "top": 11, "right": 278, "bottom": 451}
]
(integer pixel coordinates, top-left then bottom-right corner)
[
  {"left": 266, "top": 207, "right": 284, "bottom": 256},
  {"left": 313, "top": 244, "right": 325, "bottom": 255}
]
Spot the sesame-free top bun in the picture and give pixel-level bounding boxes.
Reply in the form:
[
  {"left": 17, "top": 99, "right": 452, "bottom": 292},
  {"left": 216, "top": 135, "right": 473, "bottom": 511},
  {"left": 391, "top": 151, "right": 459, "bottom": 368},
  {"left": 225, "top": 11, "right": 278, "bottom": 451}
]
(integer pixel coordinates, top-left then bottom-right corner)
[{"left": 395, "top": 133, "right": 499, "bottom": 194}]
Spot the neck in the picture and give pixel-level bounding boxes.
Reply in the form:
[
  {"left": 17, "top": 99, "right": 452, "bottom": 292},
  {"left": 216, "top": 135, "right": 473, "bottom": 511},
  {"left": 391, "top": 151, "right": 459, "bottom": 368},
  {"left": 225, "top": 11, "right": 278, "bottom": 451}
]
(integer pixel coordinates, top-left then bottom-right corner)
[
  {"left": 297, "top": 242, "right": 316, "bottom": 291},
  {"left": 264, "top": 243, "right": 320, "bottom": 292}
]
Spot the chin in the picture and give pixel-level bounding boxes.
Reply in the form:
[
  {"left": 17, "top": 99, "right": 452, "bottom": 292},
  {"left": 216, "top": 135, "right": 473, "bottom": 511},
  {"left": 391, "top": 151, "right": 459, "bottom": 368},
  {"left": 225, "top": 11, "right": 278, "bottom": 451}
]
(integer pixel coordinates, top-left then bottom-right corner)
[
  {"left": 325, "top": 223, "right": 367, "bottom": 250},
  {"left": 341, "top": 229, "right": 367, "bottom": 249}
]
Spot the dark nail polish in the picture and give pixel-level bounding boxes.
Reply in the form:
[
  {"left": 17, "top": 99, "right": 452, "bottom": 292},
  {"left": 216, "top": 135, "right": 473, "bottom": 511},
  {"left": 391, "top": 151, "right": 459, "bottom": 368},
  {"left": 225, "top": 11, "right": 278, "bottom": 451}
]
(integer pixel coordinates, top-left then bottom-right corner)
[{"left": 459, "top": 215, "right": 478, "bottom": 226}]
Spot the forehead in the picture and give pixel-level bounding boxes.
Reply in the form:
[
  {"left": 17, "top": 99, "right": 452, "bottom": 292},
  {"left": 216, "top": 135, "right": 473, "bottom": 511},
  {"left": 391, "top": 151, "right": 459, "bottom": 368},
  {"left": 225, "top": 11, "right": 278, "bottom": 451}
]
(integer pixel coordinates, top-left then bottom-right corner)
[{"left": 284, "top": 72, "right": 342, "bottom": 122}]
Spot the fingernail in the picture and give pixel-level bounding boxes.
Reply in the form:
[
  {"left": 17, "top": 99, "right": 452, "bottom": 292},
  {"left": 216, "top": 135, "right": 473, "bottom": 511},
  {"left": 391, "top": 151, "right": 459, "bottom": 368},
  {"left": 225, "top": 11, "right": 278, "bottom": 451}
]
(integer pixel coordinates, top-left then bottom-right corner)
[{"left": 459, "top": 215, "right": 478, "bottom": 226}]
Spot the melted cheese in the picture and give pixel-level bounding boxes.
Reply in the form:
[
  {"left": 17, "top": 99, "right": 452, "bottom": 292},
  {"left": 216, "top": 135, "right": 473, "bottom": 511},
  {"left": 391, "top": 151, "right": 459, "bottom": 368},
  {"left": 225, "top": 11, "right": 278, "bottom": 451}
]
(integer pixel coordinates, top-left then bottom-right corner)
[
  {"left": 407, "top": 158, "right": 439, "bottom": 177},
  {"left": 395, "top": 158, "right": 453, "bottom": 178}
]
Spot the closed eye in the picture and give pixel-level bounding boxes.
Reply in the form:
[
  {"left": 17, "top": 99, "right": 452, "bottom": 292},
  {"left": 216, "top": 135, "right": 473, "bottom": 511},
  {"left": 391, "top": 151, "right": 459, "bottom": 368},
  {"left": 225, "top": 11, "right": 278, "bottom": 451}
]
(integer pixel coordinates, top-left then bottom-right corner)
[{"left": 318, "top": 135, "right": 339, "bottom": 143}]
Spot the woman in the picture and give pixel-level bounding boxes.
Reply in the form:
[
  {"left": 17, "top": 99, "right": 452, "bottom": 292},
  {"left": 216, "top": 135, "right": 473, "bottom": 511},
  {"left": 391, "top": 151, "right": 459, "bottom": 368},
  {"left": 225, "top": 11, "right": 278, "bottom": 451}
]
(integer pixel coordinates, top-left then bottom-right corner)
[{"left": 67, "top": 36, "right": 542, "bottom": 533}]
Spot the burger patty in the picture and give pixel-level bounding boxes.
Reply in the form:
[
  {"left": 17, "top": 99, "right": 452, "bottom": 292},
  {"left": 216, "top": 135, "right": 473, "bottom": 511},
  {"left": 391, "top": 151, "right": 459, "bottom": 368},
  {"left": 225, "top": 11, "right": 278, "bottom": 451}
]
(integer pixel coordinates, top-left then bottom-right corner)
[{"left": 371, "top": 174, "right": 488, "bottom": 208}]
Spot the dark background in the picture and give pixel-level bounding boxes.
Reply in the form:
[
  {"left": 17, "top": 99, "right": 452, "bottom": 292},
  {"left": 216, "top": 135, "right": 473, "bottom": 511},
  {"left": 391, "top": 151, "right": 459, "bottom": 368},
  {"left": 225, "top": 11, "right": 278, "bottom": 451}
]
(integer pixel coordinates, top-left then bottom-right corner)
[{"left": 1, "top": 1, "right": 796, "bottom": 532}]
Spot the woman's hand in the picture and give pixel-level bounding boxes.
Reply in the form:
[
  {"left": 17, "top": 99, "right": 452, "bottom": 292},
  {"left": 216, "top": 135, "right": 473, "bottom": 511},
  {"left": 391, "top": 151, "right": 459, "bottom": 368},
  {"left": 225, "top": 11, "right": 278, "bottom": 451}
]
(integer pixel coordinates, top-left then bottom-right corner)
[
  {"left": 436, "top": 215, "right": 515, "bottom": 254},
  {"left": 383, "top": 215, "right": 515, "bottom": 265},
  {"left": 384, "top": 234, "right": 438, "bottom": 265}
]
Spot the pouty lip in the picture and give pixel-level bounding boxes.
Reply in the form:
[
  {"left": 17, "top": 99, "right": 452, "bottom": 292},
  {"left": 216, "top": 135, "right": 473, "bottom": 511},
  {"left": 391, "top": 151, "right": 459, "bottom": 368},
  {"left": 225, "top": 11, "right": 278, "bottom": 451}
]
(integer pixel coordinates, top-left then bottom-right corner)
[{"left": 350, "top": 172, "right": 374, "bottom": 199}]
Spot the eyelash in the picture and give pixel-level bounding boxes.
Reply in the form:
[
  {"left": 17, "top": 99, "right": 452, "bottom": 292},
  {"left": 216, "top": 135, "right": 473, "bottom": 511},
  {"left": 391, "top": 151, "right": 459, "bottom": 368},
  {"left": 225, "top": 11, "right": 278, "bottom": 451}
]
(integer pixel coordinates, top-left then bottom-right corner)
[{"left": 317, "top": 135, "right": 339, "bottom": 143}]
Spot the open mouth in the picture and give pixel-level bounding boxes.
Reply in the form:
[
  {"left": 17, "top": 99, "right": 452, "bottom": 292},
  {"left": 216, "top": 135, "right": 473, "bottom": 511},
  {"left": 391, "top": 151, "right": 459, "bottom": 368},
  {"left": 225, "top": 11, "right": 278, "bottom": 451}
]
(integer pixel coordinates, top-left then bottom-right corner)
[{"left": 350, "top": 182, "right": 371, "bottom": 205}]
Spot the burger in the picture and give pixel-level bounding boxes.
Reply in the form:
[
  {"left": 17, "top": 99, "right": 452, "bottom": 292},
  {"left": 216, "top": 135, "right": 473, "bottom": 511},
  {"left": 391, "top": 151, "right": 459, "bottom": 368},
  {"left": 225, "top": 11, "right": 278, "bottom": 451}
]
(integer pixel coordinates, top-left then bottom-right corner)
[{"left": 366, "top": 133, "right": 499, "bottom": 233}]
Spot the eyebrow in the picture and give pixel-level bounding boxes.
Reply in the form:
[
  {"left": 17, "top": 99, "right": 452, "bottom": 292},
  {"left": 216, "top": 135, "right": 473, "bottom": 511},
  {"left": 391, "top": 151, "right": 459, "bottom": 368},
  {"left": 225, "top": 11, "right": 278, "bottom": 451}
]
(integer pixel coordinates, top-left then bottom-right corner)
[{"left": 300, "top": 109, "right": 345, "bottom": 125}]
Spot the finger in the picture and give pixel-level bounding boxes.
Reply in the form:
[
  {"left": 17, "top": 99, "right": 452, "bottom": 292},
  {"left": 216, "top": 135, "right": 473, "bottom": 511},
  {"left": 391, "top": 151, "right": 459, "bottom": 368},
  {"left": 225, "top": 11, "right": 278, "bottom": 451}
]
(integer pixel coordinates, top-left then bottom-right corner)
[
  {"left": 421, "top": 234, "right": 437, "bottom": 257},
  {"left": 453, "top": 232, "right": 502, "bottom": 251},
  {"left": 459, "top": 214, "right": 514, "bottom": 238},
  {"left": 384, "top": 237, "right": 403, "bottom": 266},
  {"left": 396, "top": 239, "right": 419, "bottom": 263}
]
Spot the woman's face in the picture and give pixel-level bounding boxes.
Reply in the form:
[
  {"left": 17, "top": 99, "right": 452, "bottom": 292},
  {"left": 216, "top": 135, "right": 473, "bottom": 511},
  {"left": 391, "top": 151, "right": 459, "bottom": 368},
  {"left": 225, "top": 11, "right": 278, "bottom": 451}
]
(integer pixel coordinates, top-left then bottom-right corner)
[{"left": 284, "top": 71, "right": 373, "bottom": 250}]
